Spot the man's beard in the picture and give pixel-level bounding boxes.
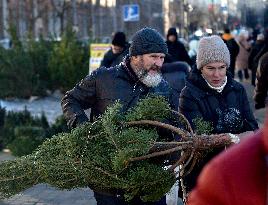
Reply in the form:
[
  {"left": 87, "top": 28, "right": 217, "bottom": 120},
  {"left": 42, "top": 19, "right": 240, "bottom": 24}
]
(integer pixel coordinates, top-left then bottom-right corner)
[{"left": 134, "top": 67, "right": 163, "bottom": 87}]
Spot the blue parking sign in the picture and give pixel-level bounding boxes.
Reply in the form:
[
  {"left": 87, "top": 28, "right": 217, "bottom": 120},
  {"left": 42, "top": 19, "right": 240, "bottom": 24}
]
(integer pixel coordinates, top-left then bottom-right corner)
[{"left": 123, "top": 4, "right": 139, "bottom": 22}]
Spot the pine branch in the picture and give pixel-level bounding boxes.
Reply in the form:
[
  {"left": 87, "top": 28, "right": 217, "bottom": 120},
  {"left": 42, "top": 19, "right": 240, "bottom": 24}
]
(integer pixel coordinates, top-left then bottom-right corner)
[
  {"left": 171, "top": 110, "right": 194, "bottom": 136},
  {"left": 126, "top": 120, "right": 190, "bottom": 137},
  {"left": 127, "top": 145, "right": 187, "bottom": 164}
]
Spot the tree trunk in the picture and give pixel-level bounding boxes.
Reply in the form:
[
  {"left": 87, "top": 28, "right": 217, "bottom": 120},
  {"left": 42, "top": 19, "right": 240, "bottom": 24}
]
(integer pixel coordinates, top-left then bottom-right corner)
[
  {"left": 2, "top": 0, "right": 8, "bottom": 38},
  {"left": 71, "top": 0, "right": 77, "bottom": 30},
  {"left": 33, "top": 0, "right": 38, "bottom": 38}
]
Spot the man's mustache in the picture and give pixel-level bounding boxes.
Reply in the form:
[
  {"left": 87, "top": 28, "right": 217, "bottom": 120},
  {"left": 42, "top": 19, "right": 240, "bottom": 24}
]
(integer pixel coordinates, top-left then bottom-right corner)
[
  {"left": 149, "top": 65, "right": 161, "bottom": 72},
  {"left": 138, "top": 65, "right": 162, "bottom": 78}
]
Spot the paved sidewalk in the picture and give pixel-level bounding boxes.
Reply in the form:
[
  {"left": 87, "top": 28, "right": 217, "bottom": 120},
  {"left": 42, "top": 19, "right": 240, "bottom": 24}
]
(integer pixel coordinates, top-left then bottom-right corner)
[
  {"left": 0, "top": 184, "right": 96, "bottom": 205},
  {"left": 0, "top": 152, "right": 96, "bottom": 205},
  {"left": 241, "top": 81, "right": 266, "bottom": 128}
]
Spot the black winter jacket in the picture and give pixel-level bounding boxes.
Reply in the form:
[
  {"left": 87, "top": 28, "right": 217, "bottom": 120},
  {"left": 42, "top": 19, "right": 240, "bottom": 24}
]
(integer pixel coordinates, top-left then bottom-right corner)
[
  {"left": 162, "top": 61, "right": 190, "bottom": 110},
  {"left": 62, "top": 57, "right": 178, "bottom": 129},
  {"left": 179, "top": 69, "right": 258, "bottom": 134},
  {"left": 165, "top": 40, "right": 193, "bottom": 66},
  {"left": 223, "top": 38, "right": 239, "bottom": 77},
  {"left": 100, "top": 43, "right": 130, "bottom": 68}
]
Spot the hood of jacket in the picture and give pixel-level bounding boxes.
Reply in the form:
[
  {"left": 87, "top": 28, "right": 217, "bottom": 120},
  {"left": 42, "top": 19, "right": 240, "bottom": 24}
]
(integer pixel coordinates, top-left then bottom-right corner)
[{"left": 167, "top": 27, "right": 178, "bottom": 41}]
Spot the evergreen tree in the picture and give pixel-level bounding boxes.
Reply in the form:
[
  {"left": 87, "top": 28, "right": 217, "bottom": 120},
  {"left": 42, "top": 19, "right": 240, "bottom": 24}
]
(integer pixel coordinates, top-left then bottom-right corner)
[{"left": 0, "top": 96, "right": 232, "bottom": 202}]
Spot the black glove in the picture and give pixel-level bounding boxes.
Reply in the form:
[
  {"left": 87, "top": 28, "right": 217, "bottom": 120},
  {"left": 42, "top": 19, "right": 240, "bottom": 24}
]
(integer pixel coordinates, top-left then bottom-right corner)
[
  {"left": 75, "top": 114, "right": 89, "bottom": 127},
  {"left": 68, "top": 114, "right": 89, "bottom": 129}
]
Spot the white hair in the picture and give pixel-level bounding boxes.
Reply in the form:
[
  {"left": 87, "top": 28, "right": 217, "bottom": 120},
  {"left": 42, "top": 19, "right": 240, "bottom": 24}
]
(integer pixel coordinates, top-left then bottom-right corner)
[
  {"left": 134, "top": 69, "right": 163, "bottom": 87},
  {"left": 141, "top": 72, "right": 162, "bottom": 87}
]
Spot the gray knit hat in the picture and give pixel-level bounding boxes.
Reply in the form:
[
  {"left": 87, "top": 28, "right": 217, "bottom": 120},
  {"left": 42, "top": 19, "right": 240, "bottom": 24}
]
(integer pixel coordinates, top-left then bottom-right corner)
[
  {"left": 196, "top": 35, "right": 230, "bottom": 69},
  {"left": 129, "top": 27, "right": 168, "bottom": 56}
]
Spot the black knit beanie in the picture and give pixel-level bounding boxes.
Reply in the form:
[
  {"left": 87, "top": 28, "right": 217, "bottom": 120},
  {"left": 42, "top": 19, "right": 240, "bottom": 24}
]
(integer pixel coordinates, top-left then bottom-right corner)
[
  {"left": 112, "top": 31, "right": 126, "bottom": 47},
  {"left": 129, "top": 27, "right": 168, "bottom": 56},
  {"left": 167, "top": 27, "right": 178, "bottom": 38}
]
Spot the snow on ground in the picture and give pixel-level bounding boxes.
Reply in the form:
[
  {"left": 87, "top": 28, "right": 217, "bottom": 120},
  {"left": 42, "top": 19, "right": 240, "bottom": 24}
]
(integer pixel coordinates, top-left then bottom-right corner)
[{"left": 0, "top": 96, "right": 62, "bottom": 124}]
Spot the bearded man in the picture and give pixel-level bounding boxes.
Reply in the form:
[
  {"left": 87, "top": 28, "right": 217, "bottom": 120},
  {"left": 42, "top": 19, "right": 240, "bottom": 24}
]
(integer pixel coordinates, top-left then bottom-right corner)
[{"left": 61, "top": 27, "right": 177, "bottom": 205}]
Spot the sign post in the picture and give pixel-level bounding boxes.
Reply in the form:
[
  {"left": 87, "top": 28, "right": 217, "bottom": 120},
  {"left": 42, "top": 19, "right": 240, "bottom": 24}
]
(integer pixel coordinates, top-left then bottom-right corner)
[
  {"left": 89, "top": 44, "right": 110, "bottom": 73},
  {"left": 123, "top": 4, "right": 140, "bottom": 22}
]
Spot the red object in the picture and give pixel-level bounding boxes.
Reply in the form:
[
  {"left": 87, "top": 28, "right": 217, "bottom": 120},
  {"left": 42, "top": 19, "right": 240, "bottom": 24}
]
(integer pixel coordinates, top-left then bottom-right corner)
[{"left": 188, "top": 113, "right": 268, "bottom": 205}]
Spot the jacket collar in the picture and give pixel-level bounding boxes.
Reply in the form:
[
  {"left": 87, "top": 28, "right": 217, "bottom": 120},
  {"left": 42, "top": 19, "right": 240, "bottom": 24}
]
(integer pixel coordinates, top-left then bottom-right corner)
[
  {"left": 186, "top": 68, "right": 239, "bottom": 98},
  {"left": 116, "top": 56, "right": 140, "bottom": 84}
]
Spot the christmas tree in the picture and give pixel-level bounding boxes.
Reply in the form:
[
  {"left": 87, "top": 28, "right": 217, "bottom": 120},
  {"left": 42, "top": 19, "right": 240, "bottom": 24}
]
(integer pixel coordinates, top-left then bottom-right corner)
[{"left": 0, "top": 95, "right": 232, "bottom": 202}]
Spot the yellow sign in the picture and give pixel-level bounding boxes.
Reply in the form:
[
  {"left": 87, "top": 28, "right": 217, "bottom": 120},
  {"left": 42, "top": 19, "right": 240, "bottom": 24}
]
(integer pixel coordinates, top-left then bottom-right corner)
[{"left": 89, "top": 43, "right": 111, "bottom": 73}]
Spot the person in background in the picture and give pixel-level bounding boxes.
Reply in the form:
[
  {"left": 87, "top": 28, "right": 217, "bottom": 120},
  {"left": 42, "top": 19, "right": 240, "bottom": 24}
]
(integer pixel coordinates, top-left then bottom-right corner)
[
  {"left": 188, "top": 34, "right": 200, "bottom": 63},
  {"left": 252, "top": 24, "right": 262, "bottom": 42},
  {"left": 100, "top": 31, "right": 130, "bottom": 67},
  {"left": 162, "top": 61, "right": 190, "bottom": 109},
  {"left": 61, "top": 27, "right": 178, "bottom": 205},
  {"left": 221, "top": 28, "right": 239, "bottom": 78},
  {"left": 251, "top": 29, "right": 268, "bottom": 85},
  {"left": 179, "top": 35, "right": 258, "bottom": 193},
  {"left": 165, "top": 27, "right": 193, "bottom": 66},
  {"left": 187, "top": 111, "right": 267, "bottom": 205},
  {"left": 254, "top": 52, "right": 268, "bottom": 110},
  {"left": 248, "top": 33, "right": 265, "bottom": 86},
  {"left": 235, "top": 32, "right": 251, "bottom": 82}
]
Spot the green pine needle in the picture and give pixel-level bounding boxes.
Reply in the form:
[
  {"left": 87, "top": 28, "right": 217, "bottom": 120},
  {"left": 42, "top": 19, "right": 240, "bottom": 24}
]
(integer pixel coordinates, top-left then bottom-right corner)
[{"left": 0, "top": 96, "right": 176, "bottom": 202}]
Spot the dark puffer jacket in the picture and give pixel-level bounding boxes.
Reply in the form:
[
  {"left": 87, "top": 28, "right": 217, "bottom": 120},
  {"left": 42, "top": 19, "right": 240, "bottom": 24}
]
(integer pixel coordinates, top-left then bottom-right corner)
[
  {"left": 162, "top": 61, "right": 190, "bottom": 110},
  {"left": 179, "top": 69, "right": 258, "bottom": 134},
  {"left": 62, "top": 57, "right": 178, "bottom": 129}
]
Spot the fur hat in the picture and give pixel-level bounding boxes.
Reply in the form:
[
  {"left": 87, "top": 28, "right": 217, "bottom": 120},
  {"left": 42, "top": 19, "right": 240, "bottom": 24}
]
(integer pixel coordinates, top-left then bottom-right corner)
[
  {"left": 196, "top": 35, "right": 230, "bottom": 69},
  {"left": 112, "top": 31, "right": 126, "bottom": 47},
  {"left": 129, "top": 27, "right": 168, "bottom": 56}
]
